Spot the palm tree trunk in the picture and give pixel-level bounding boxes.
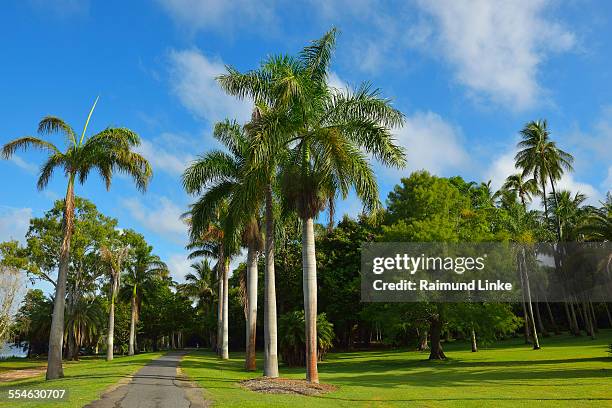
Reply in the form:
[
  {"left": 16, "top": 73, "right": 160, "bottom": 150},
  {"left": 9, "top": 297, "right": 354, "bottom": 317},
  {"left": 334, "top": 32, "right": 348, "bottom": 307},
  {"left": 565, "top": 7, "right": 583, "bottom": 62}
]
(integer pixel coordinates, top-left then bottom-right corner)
[
  {"left": 604, "top": 303, "right": 612, "bottom": 328},
  {"left": 245, "top": 243, "right": 258, "bottom": 371},
  {"left": 520, "top": 250, "right": 540, "bottom": 349},
  {"left": 216, "top": 253, "right": 224, "bottom": 355},
  {"left": 544, "top": 297, "right": 560, "bottom": 334},
  {"left": 470, "top": 327, "right": 478, "bottom": 352},
  {"left": 128, "top": 286, "right": 137, "bottom": 356},
  {"left": 302, "top": 217, "right": 319, "bottom": 383},
  {"left": 221, "top": 259, "right": 229, "bottom": 359},
  {"left": 46, "top": 174, "right": 75, "bottom": 380},
  {"left": 541, "top": 180, "right": 549, "bottom": 223},
  {"left": 263, "top": 184, "right": 279, "bottom": 378},
  {"left": 107, "top": 294, "right": 115, "bottom": 361},
  {"left": 548, "top": 175, "right": 562, "bottom": 240}
]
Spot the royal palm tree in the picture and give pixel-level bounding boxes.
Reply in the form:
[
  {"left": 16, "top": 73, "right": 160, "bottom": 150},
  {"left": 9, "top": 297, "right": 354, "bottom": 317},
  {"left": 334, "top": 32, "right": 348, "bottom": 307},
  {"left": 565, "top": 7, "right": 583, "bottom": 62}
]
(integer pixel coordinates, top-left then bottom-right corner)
[
  {"left": 515, "top": 120, "right": 574, "bottom": 239},
  {"left": 123, "top": 234, "right": 168, "bottom": 356},
  {"left": 183, "top": 119, "right": 263, "bottom": 367},
  {"left": 502, "top": 173, "right": 539, "bottom": 210},
  {"left": 221, "top": 29, "right": 405, "bottom": 382},
  {"left": 101, "top": 243, "right": 129, "bottom": 361},
  {"left": 181, "top": 259, "right": 215, "bottom": 312},
  {"left": 1, "top": 98, "right": 151, "bottom": 379}
]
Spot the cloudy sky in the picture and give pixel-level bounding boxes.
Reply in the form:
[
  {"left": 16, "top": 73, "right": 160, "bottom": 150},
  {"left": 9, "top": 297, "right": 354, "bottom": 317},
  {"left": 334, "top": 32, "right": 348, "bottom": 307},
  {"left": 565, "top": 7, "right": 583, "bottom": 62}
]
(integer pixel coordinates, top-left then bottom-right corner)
[{"left": 1, "top": 0, "right": 611, "bottom": 285}]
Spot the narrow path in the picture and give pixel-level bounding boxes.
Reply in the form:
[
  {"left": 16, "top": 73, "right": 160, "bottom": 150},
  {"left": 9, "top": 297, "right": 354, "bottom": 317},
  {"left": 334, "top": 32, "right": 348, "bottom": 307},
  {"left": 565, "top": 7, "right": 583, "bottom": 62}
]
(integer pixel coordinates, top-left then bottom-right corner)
[{"left": 86, "top": 351, "right": 208, "bottom": 408}]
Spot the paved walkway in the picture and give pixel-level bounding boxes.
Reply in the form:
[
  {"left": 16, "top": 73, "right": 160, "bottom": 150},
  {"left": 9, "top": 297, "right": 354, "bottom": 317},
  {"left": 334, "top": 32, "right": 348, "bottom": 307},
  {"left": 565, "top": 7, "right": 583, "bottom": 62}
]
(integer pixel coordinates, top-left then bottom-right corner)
[{"left": 86, "top": 351, "right": 208, "bottom": 408}]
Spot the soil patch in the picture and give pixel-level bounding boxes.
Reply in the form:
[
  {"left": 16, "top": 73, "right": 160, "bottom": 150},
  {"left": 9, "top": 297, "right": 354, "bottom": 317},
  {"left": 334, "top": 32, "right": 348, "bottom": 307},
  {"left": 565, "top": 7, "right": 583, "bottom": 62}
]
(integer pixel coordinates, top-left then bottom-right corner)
[
  {"left": 240, "top": 377, "right": 337, "bottom": 396},
  {"left": 0, "top": 366, "right": 46, "bottom": 382}
]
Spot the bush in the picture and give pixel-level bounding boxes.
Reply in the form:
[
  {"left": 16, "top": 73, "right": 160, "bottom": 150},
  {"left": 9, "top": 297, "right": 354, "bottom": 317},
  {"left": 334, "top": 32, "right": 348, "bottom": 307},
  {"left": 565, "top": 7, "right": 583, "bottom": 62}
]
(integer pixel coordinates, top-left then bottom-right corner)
[{"left": 279, "top": 311, "right": 334, "bottom": 366}]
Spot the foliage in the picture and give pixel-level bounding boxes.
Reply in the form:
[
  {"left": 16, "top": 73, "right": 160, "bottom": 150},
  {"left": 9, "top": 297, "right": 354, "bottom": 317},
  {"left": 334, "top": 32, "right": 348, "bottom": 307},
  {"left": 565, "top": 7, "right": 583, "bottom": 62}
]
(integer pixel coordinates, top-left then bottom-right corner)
[{"left": 279, "top": 311, "right": 334, "bottom": 366}]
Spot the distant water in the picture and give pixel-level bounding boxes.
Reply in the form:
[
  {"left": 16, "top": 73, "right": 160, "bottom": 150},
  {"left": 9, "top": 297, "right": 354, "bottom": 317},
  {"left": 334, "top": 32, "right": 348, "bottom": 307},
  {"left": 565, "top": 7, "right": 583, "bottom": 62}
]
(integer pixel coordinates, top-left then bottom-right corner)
[{"left": 0, "top": 342, "right": 28, "bottom": 359}]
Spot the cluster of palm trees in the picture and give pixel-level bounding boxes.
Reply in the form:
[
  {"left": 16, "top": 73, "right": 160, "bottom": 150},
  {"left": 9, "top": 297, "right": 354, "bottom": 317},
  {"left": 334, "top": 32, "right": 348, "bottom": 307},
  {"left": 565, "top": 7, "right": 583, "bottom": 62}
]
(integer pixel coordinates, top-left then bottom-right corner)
[
  {"left": 499, "top": 119, "right": 611, "bottom": 348},
  {"left": 182, "top": 28, "right": 406, "bottom": 383},
  {"left": 1, "top": 99, "right": 154, "bottom": 379}
]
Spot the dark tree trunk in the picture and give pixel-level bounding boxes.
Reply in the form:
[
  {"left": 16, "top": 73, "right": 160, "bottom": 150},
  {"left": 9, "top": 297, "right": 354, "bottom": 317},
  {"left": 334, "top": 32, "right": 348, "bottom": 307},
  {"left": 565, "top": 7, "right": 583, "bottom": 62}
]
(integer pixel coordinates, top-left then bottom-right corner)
[{"left": 428, "top": 314, "right": 445, "bottom": 360}]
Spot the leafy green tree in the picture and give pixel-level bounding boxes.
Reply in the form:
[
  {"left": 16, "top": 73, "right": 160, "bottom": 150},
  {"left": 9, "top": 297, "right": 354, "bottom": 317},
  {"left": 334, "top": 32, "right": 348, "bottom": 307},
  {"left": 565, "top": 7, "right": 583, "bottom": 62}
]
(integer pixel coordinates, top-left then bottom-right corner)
[
  {"left": 1, "top": 99, "right": 151, "bottom": 379},
  {"left": 13, "top": 289, "right": 53, "bottom": 357}
]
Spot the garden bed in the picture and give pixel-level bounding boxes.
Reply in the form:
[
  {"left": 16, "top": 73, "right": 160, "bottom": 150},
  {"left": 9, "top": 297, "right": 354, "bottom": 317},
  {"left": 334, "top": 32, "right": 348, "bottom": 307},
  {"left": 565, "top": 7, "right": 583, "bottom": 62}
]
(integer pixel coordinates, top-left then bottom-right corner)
[{"left": 239, "top": 377, "right": 337, "bottom": 396}]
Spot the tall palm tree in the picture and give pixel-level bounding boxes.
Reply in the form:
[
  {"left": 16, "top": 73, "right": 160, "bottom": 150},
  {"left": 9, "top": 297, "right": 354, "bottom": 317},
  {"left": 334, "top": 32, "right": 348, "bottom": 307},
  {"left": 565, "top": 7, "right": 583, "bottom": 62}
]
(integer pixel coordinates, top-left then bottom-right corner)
[
  {"left": 515, "top": 120, "right": 574, "bottom": 239},
  {"left": 123, "top": 238, "right": 168, "bottom": 356},
  {"left": 502, "top": 173, "right": 539, "bottom": 210},
  {"left": 221, "top": 29, "right": 405, "bottom": 382},
  {"left": 183, "top": 119, "right": 263, "bottom": 367},
  {"left": 1, "top": 98, "right": 151, "bottom": 379},
  {"left": 547, "top": 190, "right": 588, "bottom": 241},
  {"left": 100, "top": 243, "right": 129, "bottom": 361},
  {"left": 181, "top": 259, "right": 216, "bottom": 312}
]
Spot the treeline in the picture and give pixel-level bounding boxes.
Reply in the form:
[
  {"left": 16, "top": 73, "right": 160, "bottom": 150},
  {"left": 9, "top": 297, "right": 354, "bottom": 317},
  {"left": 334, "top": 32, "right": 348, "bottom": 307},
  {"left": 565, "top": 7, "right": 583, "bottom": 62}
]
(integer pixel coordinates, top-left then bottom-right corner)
[{"left": 1, "top": 198, "right": 195, "bottom": 360}]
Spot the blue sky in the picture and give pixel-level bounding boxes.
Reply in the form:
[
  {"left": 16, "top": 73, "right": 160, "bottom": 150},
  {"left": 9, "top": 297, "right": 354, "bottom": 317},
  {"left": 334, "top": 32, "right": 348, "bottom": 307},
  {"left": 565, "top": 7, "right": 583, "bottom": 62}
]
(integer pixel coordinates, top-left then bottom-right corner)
[{"left": 1, "top": 0, "right": 611, "bottom": 285}]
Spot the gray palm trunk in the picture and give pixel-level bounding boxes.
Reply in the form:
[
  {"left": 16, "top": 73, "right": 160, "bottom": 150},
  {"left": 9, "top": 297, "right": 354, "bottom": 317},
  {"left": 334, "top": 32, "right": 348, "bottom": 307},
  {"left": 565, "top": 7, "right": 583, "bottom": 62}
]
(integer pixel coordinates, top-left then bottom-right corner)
[
  {"left": 519, "top": 249, "right": 540, "bottom": 349},
  {"left": 128, "top": 289, "right": 137, "bottom": 356},
  {"left": 221, "top": 259, "right": 229, "bottom": 359},
  {"left": 107, "top": 272, "right": 120, "bottom": 361},
  {"left": 263, "top": 185, "right": 279, "bottom": 377},
  {"left": 216, "top": 256, "right": 224, "bottom": 355},
  {"left": 245, "top": 244, "right": 258, "bottom": 370},
  {"left": 46, "top": 175, "right": 76, "bottom": 380},
  {"left": 302, "top": 217, "right": 319, "bottom": 383}
]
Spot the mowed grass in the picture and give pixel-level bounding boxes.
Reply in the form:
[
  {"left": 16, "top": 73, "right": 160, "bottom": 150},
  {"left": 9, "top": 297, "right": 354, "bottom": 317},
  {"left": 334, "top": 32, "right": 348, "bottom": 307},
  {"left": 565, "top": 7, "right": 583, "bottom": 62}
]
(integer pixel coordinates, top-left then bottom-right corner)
[
  {"left": 181, "top": 330, "right": 612, "bottom": 408},
  {"left": 0, "top": 358, "right": 46, "bottom": 373},
  {"left": 0, "top": 352, "right": 163, "bottom": 408}
]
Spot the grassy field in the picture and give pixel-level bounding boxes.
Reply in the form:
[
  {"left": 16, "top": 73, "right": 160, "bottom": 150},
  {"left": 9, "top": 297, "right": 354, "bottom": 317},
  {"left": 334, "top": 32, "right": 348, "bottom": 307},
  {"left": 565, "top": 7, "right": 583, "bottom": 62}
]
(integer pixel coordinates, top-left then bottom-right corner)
[
  {"left": 0, "top": 352, "right": 163, "bottom": 408},
  {"left": 0, "top": 358, "right": 46, "bottom": 374},
  {"left": 181, "top": 331, "right": 612, "bottom": 408}
]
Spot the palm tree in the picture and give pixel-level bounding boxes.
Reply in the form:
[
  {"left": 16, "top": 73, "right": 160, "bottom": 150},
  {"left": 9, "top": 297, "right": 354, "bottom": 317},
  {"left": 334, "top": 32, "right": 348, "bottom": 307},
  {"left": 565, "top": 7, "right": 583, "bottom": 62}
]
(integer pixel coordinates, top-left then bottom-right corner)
[
  {"left": 515, "top": 120, "right": 574, "bottom": 239},
  {"left": 502, "top": 173, "right": 539, "bottom": 210},
  {"left": 123, "top": 237, "right": 168, "bottom": 356},
  {"left": 183, "top": 119, "right": 263, "bottom": 367},
  {"left": 1, "top": 98, "right": 151, "bottom": 379},
  {"left": 221, "top": 29, "right": 405, "bottom": 382},
  {"left": 64, "top": 296, "right": 104, "bottom": 360},
  {"left": 580, "top": 195, "right": 612, "bottom": 241},
  {"left": 101, "top": 243, "right": 129, "bottom": 361},
  {"left": 181, "top": 259, "right": 216, "bottom": 311},
  {"left": 547, "top": 190, "right": 589, "bottom": 241}
]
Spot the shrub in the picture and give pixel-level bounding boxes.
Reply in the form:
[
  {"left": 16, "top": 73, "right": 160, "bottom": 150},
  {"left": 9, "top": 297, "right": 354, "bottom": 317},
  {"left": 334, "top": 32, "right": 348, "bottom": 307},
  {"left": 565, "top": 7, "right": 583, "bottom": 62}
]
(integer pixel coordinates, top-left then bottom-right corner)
[{"left": 279, "top": 310, "right": 334, "bottom": 366}]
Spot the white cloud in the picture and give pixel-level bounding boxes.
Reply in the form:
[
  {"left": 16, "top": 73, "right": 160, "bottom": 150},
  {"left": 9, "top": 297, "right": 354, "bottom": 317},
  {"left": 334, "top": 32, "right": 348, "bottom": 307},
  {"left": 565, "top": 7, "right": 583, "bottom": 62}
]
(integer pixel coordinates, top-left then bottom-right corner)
[
  {"left": 169, "top": 49, "right": 252, "bottom": 125},
  {"left": 486, "top": 150, "right": 518, "bottom": 191},
  {"left": 157, "top": 0, "right": 276, "bottom": 34},
  {"left": 9, "top": 155, "right": 37, "bottom": 174},
  {"left": 136, "top": 133, "right": 195, "bottom": 176},
  {"left": 0, "top": 207, "right": 32, "bottom": 244},
  {"left": 122, "top": 196, "right": 187, "bottom": 241},
  {"left": 166, "top": 253, "right": 192, "bottom": 283},
  {"left": 604, "top": 167, "right": 612, "bottom": 193},
  {"left": 391, "top": 111, "right": 469, "bottom": 176},
  {"left": 414, "top": 0, "right": 575, "bottom": 110}
]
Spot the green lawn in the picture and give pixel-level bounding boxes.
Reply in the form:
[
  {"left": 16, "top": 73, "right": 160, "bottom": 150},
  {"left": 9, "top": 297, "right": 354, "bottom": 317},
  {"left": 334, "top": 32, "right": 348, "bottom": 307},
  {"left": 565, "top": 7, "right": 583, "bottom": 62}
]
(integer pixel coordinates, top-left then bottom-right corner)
[
  {"left": 0, "top": 358, "right": 46, "bottom": 373},
  {"left": 0, "top": 352, "right": 163, "bottom": 408},
  {"left": 181, "top": 331, "right": 612, "bottom": 408}
]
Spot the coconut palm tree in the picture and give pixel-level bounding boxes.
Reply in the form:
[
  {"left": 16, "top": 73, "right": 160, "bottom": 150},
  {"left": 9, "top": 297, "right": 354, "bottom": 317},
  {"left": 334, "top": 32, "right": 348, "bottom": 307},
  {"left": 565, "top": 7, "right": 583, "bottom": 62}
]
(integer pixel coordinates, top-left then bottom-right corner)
[
  {"left": 515, "top": 120, "right": 574, "bottom": 239},
  {"left": 502, "top": 173, "right": 539, "bottom": 210},
  {"left": 580, "top": 195, "right": 612, "bottom": 241},
  {"left": 221, "top": 29, "right": 405, "bottom": 382},
  {"left": 1, "top": 98, "right": 151, "bottom": 379}
]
